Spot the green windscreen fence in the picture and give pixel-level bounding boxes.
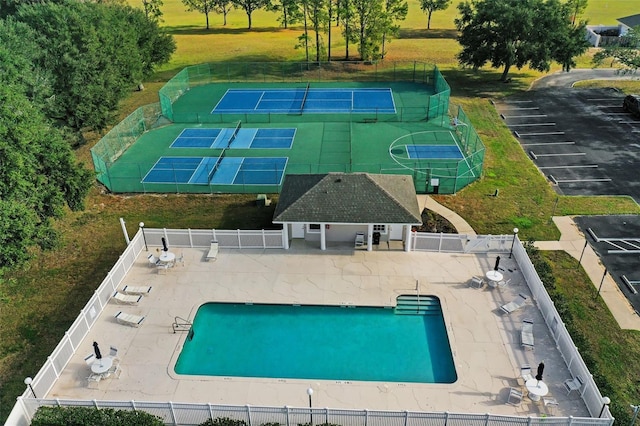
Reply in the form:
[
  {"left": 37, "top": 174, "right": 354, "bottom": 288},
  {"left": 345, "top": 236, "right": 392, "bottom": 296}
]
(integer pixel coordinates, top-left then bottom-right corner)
[{"left": 94, "top": 61, "right": 484, "bottom": 195}]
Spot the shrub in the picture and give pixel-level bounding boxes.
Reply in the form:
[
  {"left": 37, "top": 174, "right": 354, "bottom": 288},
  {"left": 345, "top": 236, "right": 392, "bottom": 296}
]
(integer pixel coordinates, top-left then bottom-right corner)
[
  {"left": 199, "top": 417, "right": 248, "bottom": 426},
  {"left": 31, "top": 406, "right": 164, "bottom": 426}
]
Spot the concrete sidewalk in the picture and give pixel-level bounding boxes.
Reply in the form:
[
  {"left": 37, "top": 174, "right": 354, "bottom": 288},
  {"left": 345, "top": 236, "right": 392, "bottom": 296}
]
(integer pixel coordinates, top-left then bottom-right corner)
[{"left": 420, "top": 196, "right": 640, "bottom": 331}]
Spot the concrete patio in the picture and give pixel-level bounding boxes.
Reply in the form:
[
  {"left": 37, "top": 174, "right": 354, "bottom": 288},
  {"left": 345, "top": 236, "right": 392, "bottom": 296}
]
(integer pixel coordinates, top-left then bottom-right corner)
[{"left": 46, "top": 245, "right": 590, "bottom": 418}]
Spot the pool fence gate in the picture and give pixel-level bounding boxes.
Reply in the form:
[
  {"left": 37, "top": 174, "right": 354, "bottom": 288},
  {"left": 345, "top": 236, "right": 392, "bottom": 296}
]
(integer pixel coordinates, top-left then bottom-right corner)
[{"left": 6, "top": 227, "right": 613, "bottom": 426}]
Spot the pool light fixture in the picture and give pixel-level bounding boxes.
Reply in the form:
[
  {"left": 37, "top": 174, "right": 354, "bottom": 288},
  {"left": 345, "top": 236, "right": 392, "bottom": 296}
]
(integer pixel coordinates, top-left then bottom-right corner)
[
  {"left": 139, "top": 222, "right": 148, "bottom": 251},
  {"left": 24, "top": 377, "right": 36, "bottom": 398},
  {"left": 307, "top": 387, "right": 313, "bottom": 425},
  {"left": 509, "top": 227, "right": 519, "bottom": 258}
]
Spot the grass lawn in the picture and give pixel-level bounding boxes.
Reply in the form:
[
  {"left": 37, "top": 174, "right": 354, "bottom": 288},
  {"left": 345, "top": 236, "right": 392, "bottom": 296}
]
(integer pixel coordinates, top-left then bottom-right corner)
[{"left": 2, "top": 0, "right": 640, "bottom": 422}]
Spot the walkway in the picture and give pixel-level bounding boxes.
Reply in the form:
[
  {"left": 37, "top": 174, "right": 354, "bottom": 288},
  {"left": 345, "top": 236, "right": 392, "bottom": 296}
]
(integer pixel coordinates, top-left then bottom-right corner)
[{"left": 420, "top": 195, "right": 640, "bottom": 331}]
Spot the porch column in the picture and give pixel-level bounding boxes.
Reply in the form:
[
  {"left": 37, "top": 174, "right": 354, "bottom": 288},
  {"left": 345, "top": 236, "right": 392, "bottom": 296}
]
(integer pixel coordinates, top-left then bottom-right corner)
[
  {"left": 404, "top": 225, "right": 412, "bottom": 252},
  {"left": 320, "top": 223, "right": 326, "bottom": 250},
  {"left": 367, "top": 224, "right": 374, "bottom": 252},
  {"left": 282, "top": 223, "right": 289, "bottom": 250}
]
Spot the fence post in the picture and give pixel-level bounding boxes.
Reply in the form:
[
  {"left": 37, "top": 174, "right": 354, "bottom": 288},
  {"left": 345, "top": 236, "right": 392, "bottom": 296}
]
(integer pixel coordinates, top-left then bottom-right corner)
[
  {"left": 169, "top": 401, "right": 178, "bottom": 426},
  {"left": 262, "top": 229, "right": 266, "bottom": 249},
  {"left": 208, "top": 403, "right": 215, "bottom": 421},
  {"left": 285, "top": 406, "right": 290, "bottom": 426},
  {"left": 247, "top": 405, "right": 253, "bottom": 426}
]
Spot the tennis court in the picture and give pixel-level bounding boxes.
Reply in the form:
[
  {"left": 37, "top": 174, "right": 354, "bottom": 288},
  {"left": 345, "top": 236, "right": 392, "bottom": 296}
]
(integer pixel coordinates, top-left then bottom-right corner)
[
  {"left": 171, "top": 126, "right": 296, "bottom": 149},
  {"left": 142, "top": 156, "right": 287, "bottom": 185},
  {"left": 212, "top": 87, "right": 396, "bottom": 114}
]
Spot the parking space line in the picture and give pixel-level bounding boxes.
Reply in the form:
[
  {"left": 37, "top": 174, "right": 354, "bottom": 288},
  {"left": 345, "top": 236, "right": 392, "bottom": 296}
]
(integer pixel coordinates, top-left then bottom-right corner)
[
  {"left": 521, "top": 141, "right": 575, "bottom": 146},
  {"left": 529, "top": 151, "right": 585, "bottom": 159},
  {"left": 587, "top": 98, "right": 620, "bottom": 101},
  {"left": 618, "top": 120, "right": 640, "bottom": 124},
  {"left": 503, "top": 100, "right": 533, "bottom": 104},
  {"left": 504, "top": 107, "right": 539, "bottom": 110},
  {"left": 553, "top": 177, "right": 612, "bottom": 183},
  {"left": 538, "top": 165, "right": 598, "bottom": 169},
  {"left": 509, "top": 123, "right": 556, "bottom": 127},
  {"left": 515, "top": 131, "right": 564, "bottom": 137},
  {"left": 500, "top": 114, "right": 547, "bottom": 119},
  {"left": 622, "top": 276, "right": 640, "bottom": 294}
]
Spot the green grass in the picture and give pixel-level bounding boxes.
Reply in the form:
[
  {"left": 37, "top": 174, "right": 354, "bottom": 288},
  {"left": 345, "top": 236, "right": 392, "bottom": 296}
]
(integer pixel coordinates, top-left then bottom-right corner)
[{"left": 2, "top": 0, "right": 640, "bottom": 422}]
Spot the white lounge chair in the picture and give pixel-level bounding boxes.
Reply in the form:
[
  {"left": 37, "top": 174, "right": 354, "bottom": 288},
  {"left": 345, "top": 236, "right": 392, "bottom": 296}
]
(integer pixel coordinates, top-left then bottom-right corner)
[
  {"left": 520, "top": 364, "right": 533, "bottom": 382},
  {"left": 497, "top": 278, "right": 512, "bottom": 291},
  {"left": 109, "top": 346, "right": 119, "bottom": 359},
  {"left": 500, "top": 293, "right": 528, "bottom": 314},
  {"left": 506, "top": 387, "right": 523, "bottom": 406},
  {"left": 470, "top": 276, "right": 485, "bottom": 288},
  {"left": 114, "top": 311, "right": 145, "bottom": 327},
  {"left": 121, "top": 285, "right": 151, "bottom": 295},
  {"left": 112, "top": 292, "right": 142, "bottom": 305},
  {"left": 354, "top": 232, "right": 365, "bottom": 248},
  {"left": 87, "top": 373, "right": 102, "bottom": 388},
  {"left": 84, "top": 353, "right": 95, "bottom": 366},
  {"left": 563, "top": 376, "right": 584, "bottom": 395},
  {"left": 543, "top": 397, "right": 559, "bottom": 415},
  {"left": 206, "top": 240, "right": 219, "bottom": 261},
  {"left": 521, "top": 319, "right": 535, "bottom": 350},
  {"left": 147, "top": 254, "right": 160, "bottom": 267}
]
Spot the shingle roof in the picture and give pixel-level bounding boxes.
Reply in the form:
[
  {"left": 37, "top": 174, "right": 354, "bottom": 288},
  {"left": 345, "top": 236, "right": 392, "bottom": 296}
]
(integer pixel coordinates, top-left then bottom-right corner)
[
  {"left": 273, "top": 173, "right": 422, "bottom": 224},
  {"left": 618, "top": 14, "right": 640, "bottom": 28}
]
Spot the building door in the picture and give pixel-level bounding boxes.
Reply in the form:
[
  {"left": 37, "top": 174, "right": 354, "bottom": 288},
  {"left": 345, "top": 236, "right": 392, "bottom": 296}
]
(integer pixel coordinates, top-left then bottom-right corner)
[{"left": 291, "top": 223, "right": 305, "bottom": 238}]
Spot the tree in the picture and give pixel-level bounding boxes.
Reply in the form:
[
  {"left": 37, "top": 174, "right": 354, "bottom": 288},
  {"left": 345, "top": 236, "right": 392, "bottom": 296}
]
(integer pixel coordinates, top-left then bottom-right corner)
[
  {"left": 566, "top": 0, "right": 587, "bottom": 25},
  {"left": 182, "top": 0, "right": 216, "bottom": 29},
  {"left": 350, "top": 0, "right": 402, "bottom": 61},
  {"left": 381, "top": 0, "right": 407, "bottom": 58},
  {"left": 338, "top": 0, "right": 355, "bottom": 59},
  {"left": 593, "top": 26, "right": 640, "bottom": 73},
  {"left": 231, "top": 0, "right": 269, "bottom": 29},
  {"left": 455, "top": 0, "right": 587, "bottom": 81},
  {"left": 17, "top": 1, "right": 175, "bottom": 133},
  {"left": 268, "top": 0, "right": 302, "bottom": 28},
  {"left": 142, "top": 0, "right": 164, "bottom": 22},
  {"left": 307, "top": 0, "right": 328, "bottom": 62},
  {"left": 419, "top": 0, "right": 450, "bottom": 30},
  {"left": 213, "top": 0, "right": 233, "bottom": 25}
]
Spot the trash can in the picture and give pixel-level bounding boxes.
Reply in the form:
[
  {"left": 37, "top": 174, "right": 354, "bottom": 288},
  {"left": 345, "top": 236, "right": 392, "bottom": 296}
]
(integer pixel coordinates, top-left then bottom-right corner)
[{"left": 372, "top": 232, "right": 381, "bottom": 245}]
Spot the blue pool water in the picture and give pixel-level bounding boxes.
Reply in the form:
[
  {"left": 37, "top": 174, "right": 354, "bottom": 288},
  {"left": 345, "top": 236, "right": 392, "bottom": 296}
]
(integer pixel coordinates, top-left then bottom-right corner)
[{"left": 174, "top": 298, "right": 457, "bottom": 383}]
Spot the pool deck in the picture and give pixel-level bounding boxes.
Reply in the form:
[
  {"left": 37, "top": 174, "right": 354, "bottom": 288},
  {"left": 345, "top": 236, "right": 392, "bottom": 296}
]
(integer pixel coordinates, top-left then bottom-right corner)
[{"left": 47, "top": 245, "right": 590, "bottom": 418}]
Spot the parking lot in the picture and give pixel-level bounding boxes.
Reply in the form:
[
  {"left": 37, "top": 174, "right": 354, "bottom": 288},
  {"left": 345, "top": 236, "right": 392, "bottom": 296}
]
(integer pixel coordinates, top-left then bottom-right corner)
[{"left": 495, "top": 87, "right": 640, "bottom": 202}]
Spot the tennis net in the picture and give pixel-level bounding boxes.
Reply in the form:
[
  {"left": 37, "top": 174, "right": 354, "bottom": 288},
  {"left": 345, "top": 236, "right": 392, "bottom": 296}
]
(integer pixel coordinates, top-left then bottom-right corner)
[
  {"left": 208, "top": 149, "right": 227, "bottom": 182},
  {"left": 226, "top": 121, "right": 242, "bottom": 148},
  {"left": 300, "top": 82, "right": 310, "bottom": 112}
]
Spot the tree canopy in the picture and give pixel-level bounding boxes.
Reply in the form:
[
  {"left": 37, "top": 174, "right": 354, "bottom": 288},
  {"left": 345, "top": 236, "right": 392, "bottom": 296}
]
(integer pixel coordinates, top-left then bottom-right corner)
[
  {"left": 419, "top": 0, "right": 450, "bottom": 30},
  {"left": 17, "top": 0, "right": 175, "bottom": 133},
  {"left": 455, "top": 0, "right": 589, "bottom": 81}
]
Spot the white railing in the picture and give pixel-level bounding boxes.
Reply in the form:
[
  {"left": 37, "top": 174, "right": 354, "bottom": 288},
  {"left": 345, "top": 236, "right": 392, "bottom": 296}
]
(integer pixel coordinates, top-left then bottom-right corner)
[
  {"left": 412, "top": 232, "right": 513, "bottom": 253},
  {"left": 13, "top": 399, "right": 611, "bottom": 426},
  {"left": 512, "top": 238, "right": 612, "bottom": 420},
  {"left": 6, "top": 231, "right": 614, "bottom": 426}
]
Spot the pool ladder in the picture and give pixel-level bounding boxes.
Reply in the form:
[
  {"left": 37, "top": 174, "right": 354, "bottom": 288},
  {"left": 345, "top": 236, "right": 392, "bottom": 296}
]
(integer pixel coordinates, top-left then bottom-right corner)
[{"left": 172, "top": 316, "right": 192, "bottom": 334}]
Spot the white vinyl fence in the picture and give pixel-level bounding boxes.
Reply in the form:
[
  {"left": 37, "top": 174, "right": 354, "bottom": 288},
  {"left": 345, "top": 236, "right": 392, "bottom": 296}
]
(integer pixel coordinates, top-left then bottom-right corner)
[{"left": 6, "top": 230, "right": 613, "bottom": 426}]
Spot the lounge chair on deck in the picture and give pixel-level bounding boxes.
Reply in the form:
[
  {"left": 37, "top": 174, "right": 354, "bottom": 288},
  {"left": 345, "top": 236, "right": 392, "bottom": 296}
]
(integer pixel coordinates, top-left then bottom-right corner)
[
  {"left": 121, "top": 285, "right": 152, "bottom": 295},
  {"left": 520, "top": 364, "right": 533, "bottom": 382},
  {"left": 521, "top": 319, "right": 535, "bottom": 350},
  {"left": 206, "top": 240, "right": 219, "bottom": 261},
  {"left": 470, "top": 276, "right": 485, "bottom": 288},
  {"left": 563, "top": 376, "right": 584, "bottom": 395},
  {"left": 112, "top": 292, "right": 142, "bottom": 305},
  {"left": 114, "top": 311, "right": 145, "bottom": 327},
  {"left": 500, "top": 293, "right": 528, "bottom": 314},
  {"left": 87, "top": 373, "right": 102, "bottom": 388}
]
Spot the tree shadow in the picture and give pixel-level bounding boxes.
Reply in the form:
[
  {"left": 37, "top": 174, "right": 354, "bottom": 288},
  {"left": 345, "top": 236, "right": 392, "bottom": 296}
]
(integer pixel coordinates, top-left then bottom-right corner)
[
  {"left": 165, "top": 25, "right": 290, "bottom": 36},
  {"left": 399, "top": 28, "right": 458, "bottom": 40},
  {"left": 442, "top": 68, "right": 531, "bottom": 98}
]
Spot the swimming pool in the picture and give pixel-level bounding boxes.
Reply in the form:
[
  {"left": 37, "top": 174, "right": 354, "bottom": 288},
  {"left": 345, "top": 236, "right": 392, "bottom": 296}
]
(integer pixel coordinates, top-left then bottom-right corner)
[{"left": 175, "top": 297, "right": 457, "bottom": 383}]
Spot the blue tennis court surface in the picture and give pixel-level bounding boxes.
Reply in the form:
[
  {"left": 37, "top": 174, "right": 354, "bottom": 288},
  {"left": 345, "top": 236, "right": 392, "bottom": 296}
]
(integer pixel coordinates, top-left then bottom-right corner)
[
  {"left": 142, "top": 156, "right": 287, "bottom": 185},
  {"left": 407, "top": 145, "right": 463, "bottom": 160},
  {"left": 212, "top": 88, "right": 396, "bottom": 114},
  {"left": 171, "top": 127, "right": 295, "bottom": 149}
]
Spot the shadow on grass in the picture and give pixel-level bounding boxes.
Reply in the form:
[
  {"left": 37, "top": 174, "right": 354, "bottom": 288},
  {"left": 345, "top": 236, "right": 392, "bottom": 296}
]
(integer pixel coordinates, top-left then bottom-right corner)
[
  {"left": 442, "top": 68, "right": 532, "bottom": 98},
  {"left": 165, "top": 25, "right": 290, "bottom": 35},
  {"left": 399, "top": 28, "right": 458, "bottom": 40}
]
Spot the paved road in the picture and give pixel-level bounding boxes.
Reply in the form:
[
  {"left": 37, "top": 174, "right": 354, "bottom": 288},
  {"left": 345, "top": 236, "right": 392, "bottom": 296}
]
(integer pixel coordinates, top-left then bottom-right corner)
[{"left": 531, "top": 68, "right": 638, "bottom": 90}]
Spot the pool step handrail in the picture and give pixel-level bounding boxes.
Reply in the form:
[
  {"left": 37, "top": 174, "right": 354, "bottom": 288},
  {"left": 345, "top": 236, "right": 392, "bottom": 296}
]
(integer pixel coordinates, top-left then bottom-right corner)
[{"left": 172, "top": 316, "right": 192, "bottom": 333}]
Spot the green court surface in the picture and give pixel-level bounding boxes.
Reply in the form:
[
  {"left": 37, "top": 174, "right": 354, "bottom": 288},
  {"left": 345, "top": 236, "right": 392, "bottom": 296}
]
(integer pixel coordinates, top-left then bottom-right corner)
[{"left": 92, "top": 63, "right": 484, "bottom": 195}]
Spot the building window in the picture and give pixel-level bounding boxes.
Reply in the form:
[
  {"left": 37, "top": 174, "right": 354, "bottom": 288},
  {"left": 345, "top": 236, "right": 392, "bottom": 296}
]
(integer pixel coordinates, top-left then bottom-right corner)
[
  {"left": 307, "top": 224, "right": 321, "bottom": 233},
  {"left": 373, "top": 224, "right": 387, "bottom": 234}
]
